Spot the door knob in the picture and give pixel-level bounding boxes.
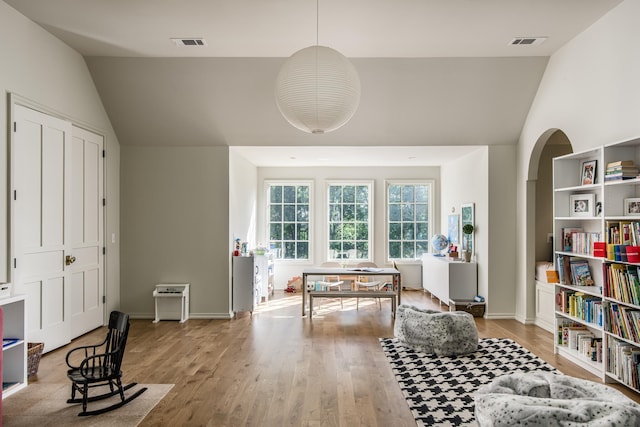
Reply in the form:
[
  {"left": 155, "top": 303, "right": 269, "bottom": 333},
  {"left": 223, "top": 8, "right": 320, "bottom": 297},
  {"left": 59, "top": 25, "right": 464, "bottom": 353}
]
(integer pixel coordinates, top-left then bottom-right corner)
[{"left": 65, "top": 255, "right": 76, "bottom": 266}]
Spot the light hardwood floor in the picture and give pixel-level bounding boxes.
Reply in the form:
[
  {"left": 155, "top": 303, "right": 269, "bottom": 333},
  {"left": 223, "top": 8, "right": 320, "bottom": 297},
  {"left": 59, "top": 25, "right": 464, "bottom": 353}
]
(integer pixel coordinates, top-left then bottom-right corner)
[{"left": 27, "top": 289, "right": 640, "bottom": 426}]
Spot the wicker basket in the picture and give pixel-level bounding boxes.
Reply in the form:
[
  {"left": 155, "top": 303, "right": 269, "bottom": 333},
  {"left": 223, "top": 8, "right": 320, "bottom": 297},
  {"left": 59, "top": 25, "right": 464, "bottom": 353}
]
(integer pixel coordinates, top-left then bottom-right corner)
[
  {"left": 449, "top": 300, "right": 485, "bottom": 317},
  {"left": 27, "top": 342, "right": 44, "bottom": 379}
]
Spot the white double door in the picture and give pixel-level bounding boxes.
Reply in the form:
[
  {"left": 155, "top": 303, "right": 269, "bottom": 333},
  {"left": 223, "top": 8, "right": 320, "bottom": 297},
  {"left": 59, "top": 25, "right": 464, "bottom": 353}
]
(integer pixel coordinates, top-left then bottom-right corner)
[{"left": 12, "top": 105, "right": 104, "bottom": 352}]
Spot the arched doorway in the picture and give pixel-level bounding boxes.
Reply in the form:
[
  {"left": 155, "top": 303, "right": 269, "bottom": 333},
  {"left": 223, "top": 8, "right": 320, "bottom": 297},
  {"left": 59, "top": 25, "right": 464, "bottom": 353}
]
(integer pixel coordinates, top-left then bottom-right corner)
[{"left": 526, "top": 129, "right": 572, "bottom": 330}]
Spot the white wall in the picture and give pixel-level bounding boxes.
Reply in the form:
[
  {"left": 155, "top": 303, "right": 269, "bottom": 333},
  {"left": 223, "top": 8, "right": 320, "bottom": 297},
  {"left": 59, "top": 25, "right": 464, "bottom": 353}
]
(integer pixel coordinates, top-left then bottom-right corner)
[
  {"left": 0, "top": 2, "right": 121, "bottom": 313},
  {"left": 256, "top": 166, "right": 440, "bottom": 289},
  {"left": 517, "top": 0, "right": 640, "bottom": 321},
  {"left": 120, "top": 146, "right": 230, "bottom": 318}
]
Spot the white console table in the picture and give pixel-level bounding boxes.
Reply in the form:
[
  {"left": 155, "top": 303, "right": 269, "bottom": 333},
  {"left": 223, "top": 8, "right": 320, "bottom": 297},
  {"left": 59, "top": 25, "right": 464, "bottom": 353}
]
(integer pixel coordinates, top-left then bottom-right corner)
[{"left": 421, "top": 254, "right": 477, "bottom": 304}]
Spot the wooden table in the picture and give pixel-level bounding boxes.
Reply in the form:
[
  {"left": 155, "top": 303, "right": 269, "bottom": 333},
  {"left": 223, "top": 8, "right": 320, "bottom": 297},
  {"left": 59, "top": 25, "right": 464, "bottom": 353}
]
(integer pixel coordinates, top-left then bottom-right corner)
[{"left": 301, "top": 267, "right": 401, "bottom": 317}]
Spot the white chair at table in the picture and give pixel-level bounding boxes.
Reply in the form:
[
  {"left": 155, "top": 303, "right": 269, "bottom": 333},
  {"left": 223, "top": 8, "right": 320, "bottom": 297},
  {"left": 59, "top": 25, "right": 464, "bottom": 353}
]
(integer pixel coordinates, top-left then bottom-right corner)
[
  {"left": 317, "top": 261, "right": 345, "bottom": 309},
  {"left": 355, "top": 262, "right": 382, "bottom": 310}
]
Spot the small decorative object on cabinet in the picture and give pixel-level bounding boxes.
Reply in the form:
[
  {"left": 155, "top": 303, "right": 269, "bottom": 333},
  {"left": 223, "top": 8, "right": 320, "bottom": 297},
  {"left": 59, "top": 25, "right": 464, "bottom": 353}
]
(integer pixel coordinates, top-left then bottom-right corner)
[
  {"left": 553, "top": 137, "right": 640, "bottom": 396},
  {"left": 1, "top": 293, "right": 27, "bottom": 399}
]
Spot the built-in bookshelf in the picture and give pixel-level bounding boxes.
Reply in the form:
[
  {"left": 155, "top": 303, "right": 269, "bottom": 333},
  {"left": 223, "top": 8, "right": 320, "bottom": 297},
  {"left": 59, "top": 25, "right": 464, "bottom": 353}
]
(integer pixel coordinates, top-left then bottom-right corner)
[
  {"left": 1, "top": 293, "right": 27, "bottom": 398},
  {"left": 553, "top": 137, "right": 640, "bottom": 394}
]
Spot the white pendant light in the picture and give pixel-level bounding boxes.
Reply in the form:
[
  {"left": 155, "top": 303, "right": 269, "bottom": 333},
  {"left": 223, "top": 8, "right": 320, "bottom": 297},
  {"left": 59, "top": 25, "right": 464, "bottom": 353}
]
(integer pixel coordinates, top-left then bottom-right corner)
[{"left": 275, "top": 2, "right": 360, "bottom": 134}]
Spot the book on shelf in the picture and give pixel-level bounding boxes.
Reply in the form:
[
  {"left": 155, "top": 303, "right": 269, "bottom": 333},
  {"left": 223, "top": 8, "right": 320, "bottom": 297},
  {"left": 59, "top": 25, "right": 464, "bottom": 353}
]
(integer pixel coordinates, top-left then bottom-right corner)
[
  {"left": 570, "top": 260, "right": 594, "bottom": 286},
  {"left": 562, "top": 227, "right": 583, "bottom": 252},
  {"left": 607, "top": 160, "right": 636, "bottom": 168},
  {"left": 2, "top": 338, "right": 19, "bottom": 348}
]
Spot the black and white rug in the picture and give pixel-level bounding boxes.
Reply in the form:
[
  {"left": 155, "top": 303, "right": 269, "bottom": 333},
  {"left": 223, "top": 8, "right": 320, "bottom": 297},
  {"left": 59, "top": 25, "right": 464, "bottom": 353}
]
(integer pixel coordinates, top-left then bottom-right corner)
[{"left": 380, "top": 337, "right": 558, "bottom": 426}]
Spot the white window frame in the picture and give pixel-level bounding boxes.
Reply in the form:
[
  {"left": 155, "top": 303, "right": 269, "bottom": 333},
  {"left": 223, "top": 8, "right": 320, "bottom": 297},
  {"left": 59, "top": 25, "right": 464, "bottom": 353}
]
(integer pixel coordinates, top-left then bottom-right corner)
[
  {"left": 385, "top": 179, "right": 434, "bottom": 262},
  {"left": 325, "top": 180, "right": 374, "bottom": 262},
  {"left": 265, "top": 180, "right": 313, "bottom": 262}
]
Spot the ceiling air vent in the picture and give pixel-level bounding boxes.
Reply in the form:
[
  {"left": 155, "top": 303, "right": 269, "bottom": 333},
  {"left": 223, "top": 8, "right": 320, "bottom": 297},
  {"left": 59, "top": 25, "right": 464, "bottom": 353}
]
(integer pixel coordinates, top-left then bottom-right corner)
[
  {"left": 509, "top": 37, "right": 547, "bottom": 46},
  {"left": 171, "top": 38, "right": 208, "bottom": 47}
]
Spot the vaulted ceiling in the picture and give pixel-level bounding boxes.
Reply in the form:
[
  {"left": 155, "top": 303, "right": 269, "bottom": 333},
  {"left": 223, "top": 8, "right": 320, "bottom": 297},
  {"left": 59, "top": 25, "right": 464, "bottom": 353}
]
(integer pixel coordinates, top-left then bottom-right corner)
[{"left": 4, "top": 0, "right": 622, "bottom": 165}]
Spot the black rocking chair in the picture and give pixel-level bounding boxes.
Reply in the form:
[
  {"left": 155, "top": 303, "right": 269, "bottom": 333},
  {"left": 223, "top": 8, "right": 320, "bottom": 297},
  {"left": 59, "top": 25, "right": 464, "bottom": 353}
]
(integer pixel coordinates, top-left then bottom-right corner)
[{"left": 66, "top": 310, "right": 147, "bottom": 416}]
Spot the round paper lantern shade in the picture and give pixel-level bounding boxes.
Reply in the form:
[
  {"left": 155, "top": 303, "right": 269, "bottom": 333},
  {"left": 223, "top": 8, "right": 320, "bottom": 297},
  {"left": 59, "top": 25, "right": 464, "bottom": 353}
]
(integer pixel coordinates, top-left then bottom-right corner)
[{"left": 275, "top": 46, "right": 361, "bottom": 134}]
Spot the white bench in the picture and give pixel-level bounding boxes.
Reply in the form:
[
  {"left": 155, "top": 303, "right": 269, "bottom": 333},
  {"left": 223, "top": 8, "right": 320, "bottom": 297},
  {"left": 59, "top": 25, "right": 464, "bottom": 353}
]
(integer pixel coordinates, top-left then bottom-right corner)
[{"left": 308, "top": 290, "right": 396, "bottom": 318}]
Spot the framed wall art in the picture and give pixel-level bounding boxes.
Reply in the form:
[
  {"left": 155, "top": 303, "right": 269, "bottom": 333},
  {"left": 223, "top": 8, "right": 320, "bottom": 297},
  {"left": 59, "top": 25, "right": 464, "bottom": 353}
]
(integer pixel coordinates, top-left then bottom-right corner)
[
  {"left": 460, "top": 203, "right": 474, "bottom": 255},
  {"left": 447, "top": 214, "right": 459, "bottom": 244}
]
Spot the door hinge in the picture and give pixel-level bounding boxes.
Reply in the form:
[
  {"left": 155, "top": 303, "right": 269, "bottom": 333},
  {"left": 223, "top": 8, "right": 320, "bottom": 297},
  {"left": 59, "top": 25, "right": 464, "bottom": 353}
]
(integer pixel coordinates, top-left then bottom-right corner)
[
  {"left": 103, "top": 247, "right": 106, "bottom": 255},
  {"left": 13, "top": 190, "right": 16, "bottom": 201},
  {"left": 13, "top": 258, "right": 16, "bottom": 269},
  {"left": 102, "top": 295, "right": 106, "bottom": 304},
  {"left": 13, "top": 122, "right": 16, "bottom": 132},
  {"left": 102, "top": 149, "right": 106, "bottom": 158},
  {"left": 103, "top": 198, "right": 106, "bottom": 206}
]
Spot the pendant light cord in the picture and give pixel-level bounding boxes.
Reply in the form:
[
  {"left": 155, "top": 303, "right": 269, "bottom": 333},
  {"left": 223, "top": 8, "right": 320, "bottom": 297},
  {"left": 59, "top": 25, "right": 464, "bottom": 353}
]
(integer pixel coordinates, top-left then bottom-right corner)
[{"left": 316, "top": 0, "right": 319, "bottom": 46}]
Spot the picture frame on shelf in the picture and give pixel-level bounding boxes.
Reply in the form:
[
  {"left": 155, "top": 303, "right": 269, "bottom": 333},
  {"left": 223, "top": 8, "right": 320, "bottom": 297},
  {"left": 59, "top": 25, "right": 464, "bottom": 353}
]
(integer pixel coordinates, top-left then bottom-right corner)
[
  {"left": 623, "top": 198, "right": 640, "bottom": 216},
  {"left": 569, "top": 193, "right": 594, "bottom": 217},
  {"left": 581, "top": 160, "right": 597, "bottom": 185}
]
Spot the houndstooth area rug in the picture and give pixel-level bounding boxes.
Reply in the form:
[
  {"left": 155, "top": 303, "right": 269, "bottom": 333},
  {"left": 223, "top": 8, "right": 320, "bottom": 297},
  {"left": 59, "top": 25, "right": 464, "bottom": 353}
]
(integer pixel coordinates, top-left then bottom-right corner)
[{"left": 380, "top": 337, "right": 558, "bottom": 427}]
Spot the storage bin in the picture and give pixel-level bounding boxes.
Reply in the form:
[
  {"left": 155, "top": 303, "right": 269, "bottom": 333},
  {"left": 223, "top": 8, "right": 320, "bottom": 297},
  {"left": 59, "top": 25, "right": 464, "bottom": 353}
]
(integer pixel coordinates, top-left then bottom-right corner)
[
  {"left": 449, "top": 299, "right": 485, "bottom": 317},
  {"left": 27, "top": 342, "right": 44, "bottom": 378}
]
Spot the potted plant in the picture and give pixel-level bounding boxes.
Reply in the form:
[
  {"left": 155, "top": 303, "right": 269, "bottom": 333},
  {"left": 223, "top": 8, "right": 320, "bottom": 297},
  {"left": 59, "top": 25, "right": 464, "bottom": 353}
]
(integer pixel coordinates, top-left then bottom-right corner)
[{"left": 462, "top": 224, "right": 474, "bottom": 262}]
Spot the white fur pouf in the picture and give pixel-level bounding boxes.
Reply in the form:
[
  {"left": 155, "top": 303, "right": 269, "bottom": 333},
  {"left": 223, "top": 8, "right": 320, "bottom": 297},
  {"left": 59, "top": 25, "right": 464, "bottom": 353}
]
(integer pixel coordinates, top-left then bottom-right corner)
[
  {"left": 393, "top": 304, "right": 479, "bottom": 356},
  {"left": 475, "top": 372, "right": 640, "bottom": 426}
]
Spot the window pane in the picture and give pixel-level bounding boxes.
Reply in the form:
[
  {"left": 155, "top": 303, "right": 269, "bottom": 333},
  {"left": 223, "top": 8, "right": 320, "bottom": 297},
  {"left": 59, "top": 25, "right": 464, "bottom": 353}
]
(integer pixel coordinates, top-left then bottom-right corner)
[
  {"left": 270, "top": 186, "right": 282, "bottom": 203},
  {"left": 283, "top": 186, "right": 296, "bottom": 203},
  {"left": 297, "top": 204, "right": 309, "bottom": 221},
  {"left": 389, "top": 185, "right": 401, "bottom": 203},
  {"left": 329, "top": 204, "right": 341, "bottom": 221},
  {"left": 270, "top": 223, "right": 281, "bottom": 240},
  {"left": 356, "top": 203, "right": 368, "bottom": 221},
  {"left": 402, "top": 242, "right": 415, "bottom": 258},
  {"left": 389, "top": 223, "right": 401, "bottom": 240},
  {"left": 343, "top": 204, "right": 355, "bottom": 221},
  {"left": 389, "top": 242, "right": 401, "bottom": 258},
  {"left": 342, "top": 223, "right": 355, "bottom": 240},
  {"left": 402, "top": 223, "right": 414, "bottom": 240},
  {"left": 329, "top": 223, "right": 341, "bottom": 240},
  {"left": 329, "top": 186, "right": 342, "bottom": 203},
  {"left": 356, "top": 223, "right": 368, "bottom": 240},
  {"left": 416, "top": 241, "right": 429, "bottom": 256},
  {"left": 297, "top": 186, "right": 309, "bottom": 203},
  {"left": 356, "top": 242, "right": 368, "bottom": 258},
  {"left": 270, "top": 205, "right": 282, "bottom": 222},
  {"left": 283, "top": 223, "right": 295, "bottom": 240},
  {"left": 416, "top": 222, "right": 429, "bottom": 240},
  {"left": 284, "top": 242, "right": 296, "bottom": 259},
  {"left": 356, "top": 186, "right": 368, "bottom": 203},
  {"left": 297, "top": 242, "right": 308, "bottom": 259},
  {"left": 283, "top": 205, "right": 296, "bottom": 221},
  {"left": 343, "top": 186, "right": 355, "bottom": 203},
  {"left": 297, "top": 223, "right": 309, "bottom": 240},
  {"left": 415, "top": 185, "right": 428, "bottom": 202},
  {"left": 402, "top": 203, "right": 414, "bottom": 221},
  {"left": 402, "top": 186, "right": 414, "bottom": 202},
  {"left": 415, "top": 204, "right": 427, "bottom": 221},
  {"left": 389, "top": 204, "right": 401, "bottom": 221}
]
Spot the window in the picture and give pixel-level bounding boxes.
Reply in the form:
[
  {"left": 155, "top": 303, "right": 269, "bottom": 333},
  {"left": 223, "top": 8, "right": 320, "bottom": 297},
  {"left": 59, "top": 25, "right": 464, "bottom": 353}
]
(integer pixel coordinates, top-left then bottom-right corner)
[
  {"left": 267, "top": 182, "right": 311, "bottom": 260},
  {"left": 327, "top": 182, "right": 373, "bottom": 261},
  {"left": 387, "top": 181, "right": 433, "bottom": 260}
]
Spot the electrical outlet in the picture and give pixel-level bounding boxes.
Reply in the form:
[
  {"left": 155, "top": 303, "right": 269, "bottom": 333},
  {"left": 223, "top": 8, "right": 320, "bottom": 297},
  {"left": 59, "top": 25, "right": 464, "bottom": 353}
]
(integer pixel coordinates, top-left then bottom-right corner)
[{"left": 547, "top": 233, "right": 553, "bottom": 243}]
